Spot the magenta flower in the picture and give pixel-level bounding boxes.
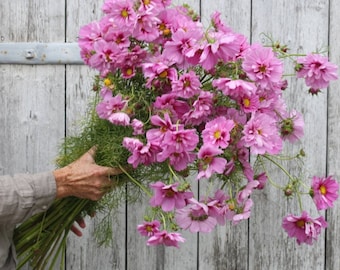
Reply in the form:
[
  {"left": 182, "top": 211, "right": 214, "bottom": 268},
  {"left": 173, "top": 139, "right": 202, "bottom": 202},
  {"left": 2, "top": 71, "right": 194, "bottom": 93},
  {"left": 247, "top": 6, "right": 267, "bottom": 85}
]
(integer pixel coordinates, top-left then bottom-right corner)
[
  {"left": 242, "top": 43, "right": 283, "bottom": 88},
  {"left": 167, "top": 151, "right": 196, "bottom": 171},
  {"left": 137, "top": 220, "right": 161, "bottom": 237},
  {"left": 147, "top": 230, "right": 185, "bottom": 248},
  {"left": 229, "top": 198, "right": 253, "bottom": 225},
  {"left": 296, "top": 53, "right": 338, "bottom": 91},
  {"left": 282, "top": 211, "right": 327, "bottom": 245},
  {"left": 175, "top": 198, "right": 217, "bottom": 233},
  {"left": 149, "top": 181, "right": 193, "bottom": 212},
  {"left": 241, "top": 113, "right": 283, "bottom": 155},
  {"left": 132, "top": 9, "right": 160, "bottom": 42},
  {"left": 197, "top": 145, "right": 227, "bottom": 180},
  {"left": 202, "top": 116, "right": 235, "bottom": 149},
  {"left": 311, "top": 176, "right": 339, "bottom": 210}
]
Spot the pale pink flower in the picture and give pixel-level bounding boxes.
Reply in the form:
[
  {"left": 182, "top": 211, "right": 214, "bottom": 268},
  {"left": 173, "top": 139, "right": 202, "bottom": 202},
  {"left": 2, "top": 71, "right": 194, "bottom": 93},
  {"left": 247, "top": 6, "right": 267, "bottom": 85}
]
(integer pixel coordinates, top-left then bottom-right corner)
[
  {"left": 311, "top": 176, "right": 339, "bottom": 210},
  {"left": 149, "top": 181, "right": 193, "bottom": 212},
  {"left": 212, "top": 78, "right": 257, "bottom": 100},
  {"left": 132, "top": 9, "right": 160, "bottom": 42},
  {"left": 122, "top": 138, "right": 159, "bottom": 168},
  {"left": 182, "top": 91, "right": 215, "bottom": 126},
  {"left": 102, "top": 0, "right": 136, "bottom": 29},
  {"left": 254, "top": 172, "right": 268, "bottom": 190},
  {"left": 108, "top": 111, "right": 130, "bottom": 126},
  {"left": 163, "top": 28, "right": 203, "bottom": 68},
  {"left": 96, "top": 94, "right": 128, "bottom": 121},
  {"left": 200, "top": 31, "right": 240, "bottom": 70},
  {"left": 175, "top": 198, "right": 217, "bottom": 233},
  {"left": 197, "top": 145, "right": 227, "bottom": 179},
  {"left": 241, "top": 113, "right": 283, "bottom": 155},
  {"left": 242, "top": 44, "right": 283, "bottom": 88},
  {"left": 282, "top": 211, "right": 327, "bottom": 245},
  {"left": 147, "top": 230, "right": 185, "bottom": 248},
  {"left": 137, "top": 220, "right": 161, "bottom": 237},
  {"left": 296, "top": 53, "right": 338, "bottom": 91},
  {"left": 202, "top": 116, "right": 235, "bottom": 149},
  {"left": 131, "top": 118, "right": 144, "bottom": 135}
]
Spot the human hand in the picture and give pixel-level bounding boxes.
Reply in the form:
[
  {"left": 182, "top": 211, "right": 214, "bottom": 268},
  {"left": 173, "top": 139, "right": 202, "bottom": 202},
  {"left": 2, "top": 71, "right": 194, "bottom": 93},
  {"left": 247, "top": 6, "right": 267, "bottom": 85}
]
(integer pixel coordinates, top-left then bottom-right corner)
[
  {"left": 53, "top": 147, "right": 123, "bottom": 201},
  {"left": 70, "top": 217, "right": 86, "bottom": 237}
]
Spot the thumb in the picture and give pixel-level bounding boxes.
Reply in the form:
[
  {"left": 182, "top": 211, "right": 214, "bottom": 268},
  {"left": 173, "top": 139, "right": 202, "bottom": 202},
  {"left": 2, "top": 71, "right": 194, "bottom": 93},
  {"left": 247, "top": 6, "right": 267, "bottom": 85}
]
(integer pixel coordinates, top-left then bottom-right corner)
[{"left": 80, "top": 146, "right": 97, "bottom": 163}]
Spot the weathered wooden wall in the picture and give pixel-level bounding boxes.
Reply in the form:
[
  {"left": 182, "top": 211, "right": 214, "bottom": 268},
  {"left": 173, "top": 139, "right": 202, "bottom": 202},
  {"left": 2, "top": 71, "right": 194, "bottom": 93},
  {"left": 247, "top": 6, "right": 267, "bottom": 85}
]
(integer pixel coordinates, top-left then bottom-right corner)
[{"left": 1, "top": 0, "right": 340, "bottom": 269}]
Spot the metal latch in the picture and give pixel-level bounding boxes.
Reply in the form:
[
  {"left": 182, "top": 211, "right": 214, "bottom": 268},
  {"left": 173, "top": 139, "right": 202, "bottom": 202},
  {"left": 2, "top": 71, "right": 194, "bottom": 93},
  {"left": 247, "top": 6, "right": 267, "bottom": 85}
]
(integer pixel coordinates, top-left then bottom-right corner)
[{"left": 0, "top": 42, "right": 84, "bottom": 65}]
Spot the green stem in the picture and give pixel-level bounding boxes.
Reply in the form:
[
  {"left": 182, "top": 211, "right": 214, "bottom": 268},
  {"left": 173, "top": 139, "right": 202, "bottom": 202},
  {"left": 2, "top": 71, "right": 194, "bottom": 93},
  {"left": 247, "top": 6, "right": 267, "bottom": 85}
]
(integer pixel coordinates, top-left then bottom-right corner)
[
  {"left": 262, "top": 154, "right": 296, "bottom": 183},
  {"left": 118, "top": 165, "right": 152, "bottom": 197}
]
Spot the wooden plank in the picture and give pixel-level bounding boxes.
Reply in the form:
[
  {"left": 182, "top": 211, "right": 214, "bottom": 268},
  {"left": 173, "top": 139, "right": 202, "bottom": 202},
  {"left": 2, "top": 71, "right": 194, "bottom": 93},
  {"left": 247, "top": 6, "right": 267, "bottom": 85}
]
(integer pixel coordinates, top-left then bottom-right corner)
[
  {"left": 326, "top": 0, "right": 340, "bottom": 269},
  {"left": 198, "top": 1, "right": 251, "bottom": 269},
  {"left": 64, "top": 0, "right": 127, "bottom": 269},
  {"left": 249, "top": 1, "right": 329, "bottom": 269},
  {"left": 0, "top": 0, "right": 66, "bottom": 269}
]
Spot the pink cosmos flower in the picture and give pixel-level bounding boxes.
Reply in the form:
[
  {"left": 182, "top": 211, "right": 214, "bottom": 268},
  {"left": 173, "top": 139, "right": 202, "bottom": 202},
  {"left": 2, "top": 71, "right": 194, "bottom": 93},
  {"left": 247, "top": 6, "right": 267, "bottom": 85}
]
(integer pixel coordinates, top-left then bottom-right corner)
[
  {"left": 122, "top": 138, "right": 159, "bottom": 168},
  {"left": 202, "top": 116, "right": 235, "bottom": 149},
  {"left": 241, "top": 113, "right": 283, "bottom": 155},
  {"left": 229, "top": 198, "right": 253, "bottom": 225},
  {"left": 242, "top": 44, "right": 283, "bottom": 88},
  {"left": 102, "top": 0, "right": 136, "bottom": 29},
  {"left": 197, "top": 145, "right": 227, "bottom": 180},
  {"left": 131, "top": 118, "right": 144, "bottom": 135},
  {"left": 311, "top": 176, "right": 339, "bottom": 210},
  {"left": 205, "top": 189, "right": 230, "bottom": 226},
  {"left": 157, "top": 128, "right": 199, "bottom": 162},
  {"left": 171, "top": 70, "right": 202, "bottom": 98},
  {"left": 147, "top": 230, "right": 185, "bottom": 248},
  {"left": 132, "top": 9, "right": 160, "bottom": 42},
  {"left": 142, "top": 61, "right": 178, "bottom": 88},
  {"left": 282, "top": 211, "right": 327, "bottom": 245},
  {"left": 200, "top": 31, "right": 240, "bottom": 70},
  {"left": 280, "top": 110, "right": 304, "bottom": 143},
  {"left": 182, "top": 91, "right": 215, "bottom": 126},
  {"left": 175, "top": 198, "right": 217, "bottom": 233},
  {"left": 137, "top": 220, "right": 161, "bottom": 237},
  {"left": 254, "top": 172, "right": 268, "bottom": 189},
  {"left": 296, "top": 53, "right": 338, "bottom": 91},
  {"left": 146, "top": 113, "right": 178, "bottom": 144},
  {"left": 167, "top": 151, "right": 196, "bottom": 171},
  {"left": 163, "top": 28, "right": 203, "bottom": 68},
  {"left": 96, "top": 93, "right": 129, "bottom": 122},
  {"left": 153, "top": 93, "right": 191, "bottom": 121},
  {"left": 212, "top": 78, "right": 257, "bottom": 100},
  {"left": 149, "top": 181, "right": 193, "bottom": 212}
]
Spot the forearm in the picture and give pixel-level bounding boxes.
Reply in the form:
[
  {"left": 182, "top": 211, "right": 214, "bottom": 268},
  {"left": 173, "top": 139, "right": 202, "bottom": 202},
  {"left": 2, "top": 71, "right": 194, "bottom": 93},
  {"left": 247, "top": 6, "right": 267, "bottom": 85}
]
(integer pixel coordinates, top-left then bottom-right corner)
[{"left": 0, "top": 172, "right": 56, "bottom": 225}]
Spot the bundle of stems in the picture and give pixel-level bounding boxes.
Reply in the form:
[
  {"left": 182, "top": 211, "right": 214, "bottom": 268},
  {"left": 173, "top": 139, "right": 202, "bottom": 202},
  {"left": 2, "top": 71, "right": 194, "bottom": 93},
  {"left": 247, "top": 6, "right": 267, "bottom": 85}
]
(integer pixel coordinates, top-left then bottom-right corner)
[{"left": 14, "top": 197, "right": 91, "bottom": 269}]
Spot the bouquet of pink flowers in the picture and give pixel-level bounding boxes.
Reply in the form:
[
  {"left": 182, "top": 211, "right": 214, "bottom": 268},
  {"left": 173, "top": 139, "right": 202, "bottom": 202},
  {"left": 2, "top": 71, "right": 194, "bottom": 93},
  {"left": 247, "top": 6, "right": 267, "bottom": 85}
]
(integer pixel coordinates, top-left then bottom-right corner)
[{"left": 14, "top": 0, "right": 339, "bottom": 268}]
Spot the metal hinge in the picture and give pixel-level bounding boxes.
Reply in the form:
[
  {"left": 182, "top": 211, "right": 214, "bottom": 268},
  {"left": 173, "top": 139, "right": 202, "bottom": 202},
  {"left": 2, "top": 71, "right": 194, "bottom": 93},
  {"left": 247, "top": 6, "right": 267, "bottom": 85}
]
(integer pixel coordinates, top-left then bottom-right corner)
[{"left": 0, "top": 42, "right": 84, "bottom": 65}]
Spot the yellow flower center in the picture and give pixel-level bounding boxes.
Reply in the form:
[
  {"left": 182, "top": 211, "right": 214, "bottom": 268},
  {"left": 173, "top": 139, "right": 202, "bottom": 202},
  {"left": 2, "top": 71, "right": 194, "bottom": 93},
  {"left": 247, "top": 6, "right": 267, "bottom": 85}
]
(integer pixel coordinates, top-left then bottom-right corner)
[
  {"left": 125, "top": 68, "right": 133, "bottom": 76},
  {"left": 104, "top": 78, "right": 112, "bottom": 86},
  {"left": 143, "top": 0, "right": 151, "bottom": 5},
  {"left": 121, "top": 9, "right": 129, "bottom": 18},
  {"left": 243, "top": 98, "right": 250, "bottom": 107},
  {"left": 163, "top": 28, "right": 171, "bottom": 36},
  {"left": 259, "top": 65, "right": 267, "bottom": 73},
  {"left": 146, "top": 225, "right": 153, "bottom": 232},
  {"left": 319, "top": 185, "right": 327, "bottom": 195},
  {"left": 159, "top": 70, "right": 168, "bottom": 78},
  {"left": 296, "top": 220, "right": 305, "bottom": 228},
  {"left": 214, "top": 130, "right": 221, "bottom": 139}
]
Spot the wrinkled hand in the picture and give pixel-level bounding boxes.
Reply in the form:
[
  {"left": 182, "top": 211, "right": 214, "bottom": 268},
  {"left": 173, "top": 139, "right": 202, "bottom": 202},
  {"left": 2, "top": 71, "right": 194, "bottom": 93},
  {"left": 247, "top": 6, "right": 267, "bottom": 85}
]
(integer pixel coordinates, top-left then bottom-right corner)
[
  {"left": 70, "top": 217, "right": 86, "bottom": 237},
  {"left": 53, "top": 147, "right": 122, "bottom": 201}
]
